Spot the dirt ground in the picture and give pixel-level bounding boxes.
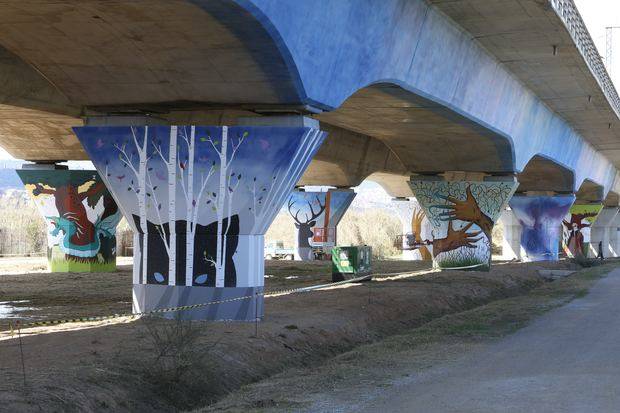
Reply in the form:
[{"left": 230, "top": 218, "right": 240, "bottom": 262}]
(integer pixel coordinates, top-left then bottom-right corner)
[
  {"left": 201, "top": 262, "right": 620, "bottom": 413},
  {"left": 0, "top": 257, "right": 580, "bottom": 412},
  {"left": 0, "top": 257, "right": 430, "bottom": 329}
]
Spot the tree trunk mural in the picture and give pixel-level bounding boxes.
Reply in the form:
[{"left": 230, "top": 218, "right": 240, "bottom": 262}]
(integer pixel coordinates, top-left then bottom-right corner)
[
  {"left": 562, "top": 204, "right": 603, "bottom": 258},
  {"left": 17, "top": 169, "right": 121, "bottom": 272}
]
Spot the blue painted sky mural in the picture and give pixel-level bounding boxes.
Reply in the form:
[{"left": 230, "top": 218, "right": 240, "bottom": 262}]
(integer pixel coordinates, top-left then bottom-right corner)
[{"left": 509, "top": 195, "right": 575, "bottom": 261}]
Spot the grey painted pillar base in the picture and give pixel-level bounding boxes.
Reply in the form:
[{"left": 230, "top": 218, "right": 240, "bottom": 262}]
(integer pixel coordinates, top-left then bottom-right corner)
[{"left": 133, "top": 284, "right": 263, "bottom": 321}]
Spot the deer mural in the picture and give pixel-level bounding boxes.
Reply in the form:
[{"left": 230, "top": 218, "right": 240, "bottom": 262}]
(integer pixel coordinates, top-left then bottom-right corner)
[{"left": 287, "top": 195, "right": 326, "bottom": 261}]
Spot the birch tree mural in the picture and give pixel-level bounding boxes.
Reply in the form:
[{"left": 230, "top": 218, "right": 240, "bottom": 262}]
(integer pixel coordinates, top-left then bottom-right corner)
[
  {"left": 75, "top": 125, "right": 326, "bottom": 292},
  {"left": 114, "top": 126, "right": 150, "bottom": 283},
  {"left": 177, "top": 126, "right": 217, "bottom": 285},
  {"left": 150, "top": 126, "right": 178, "bottom": 284}
]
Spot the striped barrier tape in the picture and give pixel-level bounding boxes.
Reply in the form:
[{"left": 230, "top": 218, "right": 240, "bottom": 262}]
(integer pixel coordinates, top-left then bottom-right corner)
[{"left": 6, "top": 273, "right": 373, "bottom": 333}]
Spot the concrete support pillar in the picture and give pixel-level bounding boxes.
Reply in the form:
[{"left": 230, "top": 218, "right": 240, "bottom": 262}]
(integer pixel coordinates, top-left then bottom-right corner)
[
  {"left": 609, "top": 214, "right": 620, "bottom": 258},
  {"left": 393, "top": 197, "right": 433, "bottom": 261},
  {"left": 409, "top": 175, "right": 518, "bottom": 271},
  {"left": 508, "top": 195, "right": 575, "bottom": 262},
  {"left": 497, "top": 209, "right": 521, "bottom": 261},
  {"left": 286, "top": 188, "right": 356, "bottom": 261},
  {"left": 589, "top": 207, "right": 619, "bottom": 258},
  {"left": 562, "top": 204, "right": 603, "bottom": 258},
  {"left": 17, "top": 164, "right": 121, "bottom": 272},
  {"left": 75, "top": 118, "right": 326, "bottom": 320}
]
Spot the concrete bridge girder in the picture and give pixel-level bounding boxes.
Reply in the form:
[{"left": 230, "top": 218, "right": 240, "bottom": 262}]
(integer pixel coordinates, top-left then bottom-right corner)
[{"left": 0, "top": 0, "right": 613, "bottom": 203}]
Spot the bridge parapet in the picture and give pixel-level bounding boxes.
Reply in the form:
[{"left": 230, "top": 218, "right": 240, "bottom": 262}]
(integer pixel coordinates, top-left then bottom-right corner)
[{"left": 551, "top": 0, "right": 620, "bottom": 118}]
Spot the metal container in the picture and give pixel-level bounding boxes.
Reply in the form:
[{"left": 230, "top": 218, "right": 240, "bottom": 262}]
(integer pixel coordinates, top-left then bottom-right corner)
[{"left": 331, "top": 246, "right": 372, "bottom": 282}]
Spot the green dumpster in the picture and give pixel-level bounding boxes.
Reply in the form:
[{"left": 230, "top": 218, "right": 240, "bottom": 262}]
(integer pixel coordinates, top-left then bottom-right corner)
[{"left": 331, "top": 246, "right": 372, "bottom": 282}]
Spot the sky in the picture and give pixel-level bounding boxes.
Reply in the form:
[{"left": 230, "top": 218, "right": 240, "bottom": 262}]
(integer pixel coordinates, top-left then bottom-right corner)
[{"left": 0, "top": 2, "right": 615, "bottom": 164}]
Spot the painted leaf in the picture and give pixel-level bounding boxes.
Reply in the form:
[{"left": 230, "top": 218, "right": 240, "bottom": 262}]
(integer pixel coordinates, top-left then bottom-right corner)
[
  {"left": 195, "top": 274, "right": 209, "bottom": 284},
  {"left": 154, "top": 272, "right": 165, "bottom": 283}
]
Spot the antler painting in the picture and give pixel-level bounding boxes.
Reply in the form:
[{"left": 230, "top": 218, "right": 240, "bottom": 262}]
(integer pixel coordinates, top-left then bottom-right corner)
[
  {"left": 409, "top": 178, "right": 517, "bottom": 270},
  {"left": 288, "top": 194, "right": 326, "bottom": 260},
  {"left": 286, "top": 189, "right": 357, "bottom": 261},
  {"left": 394, "top": 198, "right": 433, "bottom": 260},
  {"left": 17, "top": 169, "right": 121, "bottom": 272}
]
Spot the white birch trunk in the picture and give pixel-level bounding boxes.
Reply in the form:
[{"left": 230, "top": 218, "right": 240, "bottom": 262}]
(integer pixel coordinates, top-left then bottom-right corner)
[
  {"left": 215, "top": 126, "right": 229, "bottom": 287},
  {"left": 138, "top": 127, "right": 149, "bottom": 284},
  {"left": 185, "top": 126, "right": 196, "bottom": 282},
  {"left": 168, "top": 126, "right": 177, "bottom": 285}
]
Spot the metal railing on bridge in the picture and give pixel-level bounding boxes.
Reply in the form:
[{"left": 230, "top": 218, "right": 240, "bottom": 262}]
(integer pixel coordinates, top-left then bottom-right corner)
[{"left": 550, "top": 0, "right": 620, "bottom": 118}]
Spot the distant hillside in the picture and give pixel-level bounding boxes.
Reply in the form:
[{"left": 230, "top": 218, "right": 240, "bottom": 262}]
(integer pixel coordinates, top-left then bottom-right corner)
[
  {"left": 0, "top": 168, "right": 23, "bottom": 191},
  {"left": 349, "top": 180, "right": 394, "bottom": 212}
]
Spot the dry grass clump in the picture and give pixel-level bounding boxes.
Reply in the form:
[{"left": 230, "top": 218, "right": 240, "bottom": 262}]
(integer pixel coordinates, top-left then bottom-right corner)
[{"left": 0, "top": 191, "right": 46, "bottom": 255}]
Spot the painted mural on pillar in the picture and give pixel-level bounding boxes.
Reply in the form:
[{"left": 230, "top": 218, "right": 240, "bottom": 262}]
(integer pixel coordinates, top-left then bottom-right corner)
[
  {"left": 509, "top": 195, "right": 575, "bottom": 262},
  {"left": 286, "top": 190, "right": 356, "bottom": 260},
  {"left": 17, "top": 170, "right": 121, "bottom": 272},
  {"left": 409, "top": 179, "right": 518, "bottom": 270},
  {"left": 562, "top": 204, "right": 603, "bottom": 257},
  {"left": 75, "top": 125, "right": 325, "bottom": 320},
  {"left": 394, "top": 198, "right": 433, "bottom": 260}
]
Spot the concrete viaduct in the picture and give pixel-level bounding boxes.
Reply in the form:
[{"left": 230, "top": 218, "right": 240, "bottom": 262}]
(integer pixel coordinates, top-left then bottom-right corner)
[{"left": 1, "top": 0, "right": 620, "bottom": 318}]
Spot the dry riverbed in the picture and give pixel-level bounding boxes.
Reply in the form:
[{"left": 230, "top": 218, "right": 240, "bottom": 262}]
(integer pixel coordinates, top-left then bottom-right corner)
[{"left": 0, "top": 257, "right": 588, "bottom": 412}]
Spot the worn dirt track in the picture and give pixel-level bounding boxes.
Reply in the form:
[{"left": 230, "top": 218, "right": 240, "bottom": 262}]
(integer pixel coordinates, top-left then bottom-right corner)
[{"left": 0, "top": 260, "right": 575, "bottom": 412}]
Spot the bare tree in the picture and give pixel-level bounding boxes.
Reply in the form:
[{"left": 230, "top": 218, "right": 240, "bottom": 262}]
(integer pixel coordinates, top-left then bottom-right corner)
[{"left": 114, "top": 126, "right": 151, "bottom": 283}]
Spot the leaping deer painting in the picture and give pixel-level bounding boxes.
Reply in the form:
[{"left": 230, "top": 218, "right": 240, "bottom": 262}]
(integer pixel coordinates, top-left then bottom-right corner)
[{"left": 287, "top": 195, "right": 326, "bottom": 260}]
